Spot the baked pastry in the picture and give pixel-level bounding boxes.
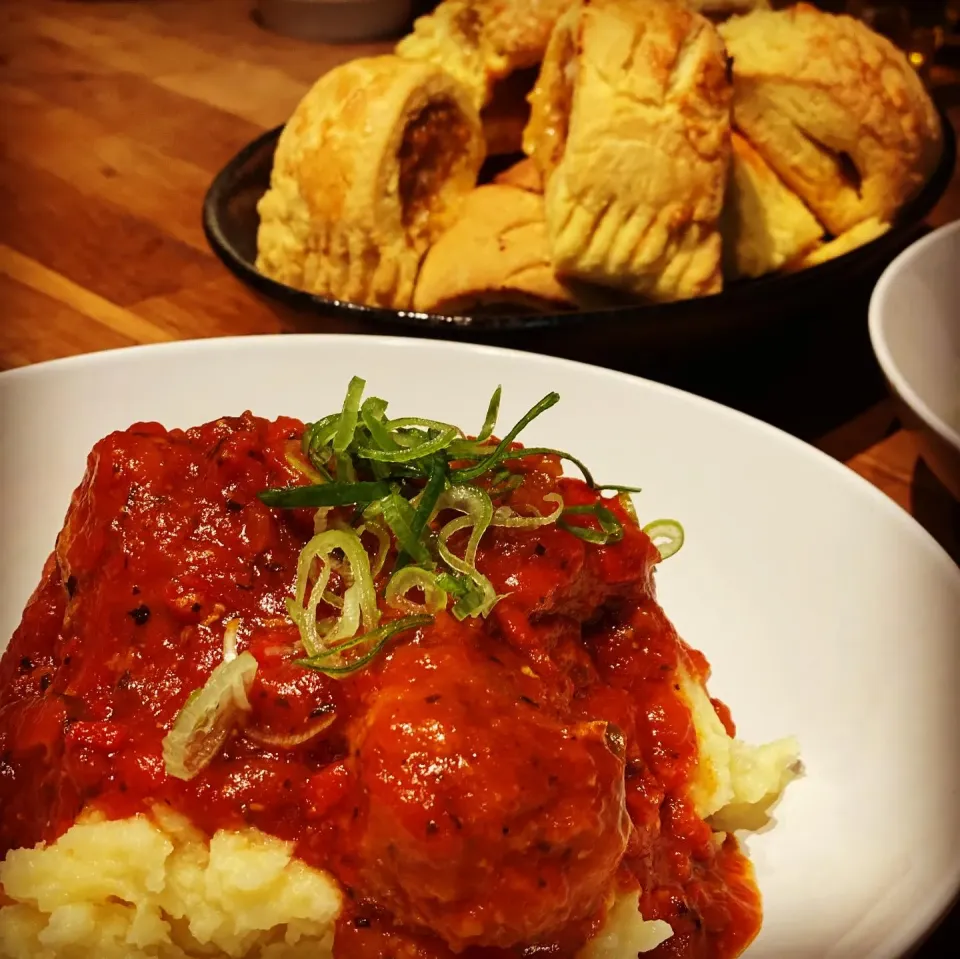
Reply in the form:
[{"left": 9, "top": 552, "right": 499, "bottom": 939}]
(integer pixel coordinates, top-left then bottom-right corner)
[
  {"left": 720, "top": 132, "right": 824, "bottom": 279},
  {"left": 786, "top": 217, "right": 891, "bottom": 272},
  {"left": 493, "top": 157, "right": 543, "bottom": 194},
  {"left": 719, "top": 3, "right": 942, "bottom": 235},
  {"left": 524, "top": 0, "right": 732, "bottom": 302},
  {"left": 256, "top": 56, "right": 484, "bottom": 310},
  {"left": 413, "top": 185, "right": 576, "bottom": 314},
  {"left": 397, "top": 0, "right": 570, "bottom": 111}
]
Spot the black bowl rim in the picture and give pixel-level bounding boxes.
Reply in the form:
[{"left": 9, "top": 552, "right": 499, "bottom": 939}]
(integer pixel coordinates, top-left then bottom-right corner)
[{"left": 202, "top": 105, "right": 956, "bottom": 335}]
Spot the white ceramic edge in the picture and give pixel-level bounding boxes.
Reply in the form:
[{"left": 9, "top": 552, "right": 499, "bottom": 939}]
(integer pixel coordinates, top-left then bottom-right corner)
[
  {"left": 868, "top": 220, "right": 960, "bottom": 454},
  {"left": 0, "top": 333, "right": 955, "bottom": 566},
  {"left": 2, "top": 334, "right": 960, "bottom": 957}
]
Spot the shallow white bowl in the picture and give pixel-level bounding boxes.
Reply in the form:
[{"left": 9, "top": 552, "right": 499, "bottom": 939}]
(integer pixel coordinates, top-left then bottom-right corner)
[
  {"left": 869, "top": 221, "right": 960, "bottom": 500},
  {"left": 1, "top": 336, "right": 959, "bottom": 958}
]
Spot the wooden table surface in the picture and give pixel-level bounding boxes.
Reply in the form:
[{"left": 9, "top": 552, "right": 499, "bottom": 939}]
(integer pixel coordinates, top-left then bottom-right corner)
[{"left": 1, "top": 2, "right": 959, "bottom": 947}]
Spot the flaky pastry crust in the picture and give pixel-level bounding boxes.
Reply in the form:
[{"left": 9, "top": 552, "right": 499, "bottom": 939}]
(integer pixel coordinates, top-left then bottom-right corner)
[
  {"left": 524, "top": 0, "right": 732, "bottom": 302},
  {"left": 256, "top": 56, "right": 484, "bottom": 309},
  {"left": 720, "top": 132, "right": 823, "bottom": 279},
  {"left": 397, "top": 0, "right": 570, "bottom": 111},
  {"left": 719, "top": 3, "right": 942, "bottom": 235},
  {"left": 413, "top": 185, "right": 576, "bottom": 315},
  {"left": 785, "top": 217, "right": 891, "bottom": 272}
]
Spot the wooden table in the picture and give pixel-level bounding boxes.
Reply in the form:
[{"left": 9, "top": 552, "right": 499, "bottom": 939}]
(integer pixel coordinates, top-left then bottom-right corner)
[{"left": 0, "top": 1, "right": 958, "bottom": 948}]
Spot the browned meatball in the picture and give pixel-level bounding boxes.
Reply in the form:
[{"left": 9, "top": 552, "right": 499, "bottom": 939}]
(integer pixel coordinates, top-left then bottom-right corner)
[{"left": 348, "top": 629, "right": 630, "bottom": 952}]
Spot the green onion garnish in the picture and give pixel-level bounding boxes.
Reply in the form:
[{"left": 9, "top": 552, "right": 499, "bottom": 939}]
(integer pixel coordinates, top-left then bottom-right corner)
[
  {"left": 257, "top": 377, "right": 675, "bottom": 676},
  {"left": 297, "top": 615, "right": 432, "bottom": 676},
  {"left": 558, "top": 503, "right": 624, "bottom": 545},
  {"left": 643, "top": 519, "right": 685, "bottom": 561}
]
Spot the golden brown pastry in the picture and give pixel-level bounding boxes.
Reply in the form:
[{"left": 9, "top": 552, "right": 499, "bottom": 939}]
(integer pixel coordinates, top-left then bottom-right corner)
[
  {"left": 256, "top": 56, "right": 484, "bottom": 310},
  {"left": 720, "top": 132, "right": 824, "bottom": 280},
  {"left": 413, "top": 185, "right": 576, "bottom": 315},
  {"left": 493, "top": 157, "right": 543, "bottom": 194},
  {"left": 524, "top": 0, "right": 732, "bottom": 302},
  {"left": 719, "top": 3, "right": 942, "bottom": 236},
  {"left": 785, "top": 217, "right": 891, "bottom": 272},
  {"left": 397, "top": 0, "right": 570, "bottom": 112}
]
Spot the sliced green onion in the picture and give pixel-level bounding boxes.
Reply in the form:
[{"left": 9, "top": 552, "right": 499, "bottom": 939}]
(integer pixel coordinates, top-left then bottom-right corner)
[
  {"left": 259, "top": 480, "right": 391, "bottom": 509},
  {"left": 451, "top": 393, "right": 560, "bottom": 482},
  {"left": 382, "top": 491, "right": 433, "bottom": 567},
  {"left": 357, "top": 426, "right": 458, "bottom": 463},
  {"left": 643, "top": 519, "right": 685, "bottom": 561},
  {"left": 221, "top": 618, "right": 241, "bottom": 663},
  {"left": 618, "top": 492, "right": 639, "bottom": 524},
  {"left": 162, "top": 651, "right": 258, "bottom": 781},
  {"left": 360, "top": 519, "right": 391, "bottom": 577},
  {"left": 297, "top": 615, "right": 432, "bottom": 676},
  {"left": 435, "top": 485, "right": 494, "bottom": 568},
  {"left": 492, "top": 492, "right": 564, "bottom": 528},
  {"left": 289, "top": 529, "right": 380, "bottom": 656},
  {"left": 360, "top": 396, "right": 399, "bottom": 452},
  {"left": 477, "top": 386, "right": 502, "bottom": 441},
  {"left": 385, "top": 567, "right": 448, "bottom": 614},
  {"left": 245, "top": 711, "right": 336, "bottom": 748},
  {"left": 302, "top": 414, "right": 338, "bottom": 459},
  {"left": 558, "top": 503, "right": 624, "bottom": 545},
  {"left": 284, "top": 451, "right": 326, "bottom": 484},
  {"left": 333, "top": 376, "right": 365, "bottom": 453},
  {"left": 387, "top": 416, "right": 464, "bottom": 437},
  {"left": 493, "top": 447, "right": 596, "bottom": 487}
]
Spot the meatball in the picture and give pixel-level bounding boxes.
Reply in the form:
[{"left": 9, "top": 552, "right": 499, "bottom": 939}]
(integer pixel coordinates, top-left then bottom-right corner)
[{"left": 349, "top": 634, "right": 630, "bottom": 951}]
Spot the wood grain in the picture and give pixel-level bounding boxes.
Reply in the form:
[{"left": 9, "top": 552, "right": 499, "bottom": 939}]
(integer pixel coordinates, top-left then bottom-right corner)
[{"left": 0, "top": 0, "right": 957, "bottom": 557}]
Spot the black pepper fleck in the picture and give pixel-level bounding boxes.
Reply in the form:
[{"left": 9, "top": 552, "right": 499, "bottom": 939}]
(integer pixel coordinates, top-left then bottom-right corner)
[
  {"left": 39, "top": 674, "right": 52, "bottom": 692},
  {"left": 519, "top": 695, "right": 540, "bottom": 709},
  {"left": 425, "top": 694, "right": 442, "bottom": 704},
  {"left": 191, "top": 602, "right": 202, "bottom": 613},
  {"left": 426, "top": 820, "right": 438, "bottom": 835},
  {"left": 128, "top": 604, "right": 151, "bottom": 626},
  {"left": 18, "top": 657, "right": 34, "bottom": 673},
  {"left": 225, "top": 498, "right": 244, "bottom": 512},
  {"left": 534, "top": 543, "right": 546, "bottom": 556},
  {"left": 353, "top": 917, "right": 370, "bottom": 929},
  {"left": 132, "top": 585, "right": 140, "bottom": 596}
]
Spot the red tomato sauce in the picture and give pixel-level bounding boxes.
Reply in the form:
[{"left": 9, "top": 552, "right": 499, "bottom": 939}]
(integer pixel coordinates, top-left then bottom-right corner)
[{"left": 0, "top": 413, "right": 760, "bottom": 958}]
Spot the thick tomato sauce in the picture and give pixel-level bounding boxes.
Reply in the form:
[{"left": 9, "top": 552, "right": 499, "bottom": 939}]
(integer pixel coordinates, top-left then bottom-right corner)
[{"left": 0, "top": 413, "right": 760, "bottom": 958}]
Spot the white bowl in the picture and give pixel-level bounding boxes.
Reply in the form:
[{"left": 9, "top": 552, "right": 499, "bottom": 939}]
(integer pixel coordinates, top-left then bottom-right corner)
[
  {"left": 869, "top": 221, "right": 960, "bottom": 499},
  {"left": 2, "top": 336, "right": 959, "bottom": 957}
]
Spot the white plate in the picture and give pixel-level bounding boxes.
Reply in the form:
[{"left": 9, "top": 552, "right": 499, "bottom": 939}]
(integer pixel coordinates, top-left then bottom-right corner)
[{"left": 1, "top": 335, "right": 958, "bottom": 959}]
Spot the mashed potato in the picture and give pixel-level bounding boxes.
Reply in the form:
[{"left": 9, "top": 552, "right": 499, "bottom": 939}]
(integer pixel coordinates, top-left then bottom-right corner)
[
  {"left": 0, "top": 671, "right": 798, "bottom": 959},
  {"left": 577, "top": 893, "right": 673, "bottom": 958},
  {"left": 0, "top": 811, "right": 340, "bottom": 959},
  {"left": 681, "top": 666, "right": 800, "bottom": 822}
]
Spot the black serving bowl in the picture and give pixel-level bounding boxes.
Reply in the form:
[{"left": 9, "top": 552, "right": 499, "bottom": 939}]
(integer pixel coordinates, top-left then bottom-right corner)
[{"left": 203, "top": 109, "right": 955, "bottom": 378}]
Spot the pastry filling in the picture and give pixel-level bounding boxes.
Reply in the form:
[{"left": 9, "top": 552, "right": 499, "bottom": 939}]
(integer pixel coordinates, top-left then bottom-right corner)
[{"left": 399, "top": 100, "right": 471, "bottom": 237}]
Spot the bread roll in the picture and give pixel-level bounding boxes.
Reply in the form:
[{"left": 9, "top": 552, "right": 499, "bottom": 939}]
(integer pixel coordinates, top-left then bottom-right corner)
[
  {"left": 720, "top": 3, "right": 942, "bottom": 235},
  {"left": 524, "top": 0, "right": 732, "bottom": 302},
  {"left": 785, "top": 217, "right": 891, "bottom": 272},
  {"left": 721, "top": 132, "right": 824, "bottom": 279},
  {"left": 493, "top": 157, "right": 543, "bottom": 194},
  {"left": 397, "top": 0, "right": 570, "bottom": 112},
  {"left": 413, "top": 185, "right": 576, "bottom": 314},
  {"left": 256, "top": 56, "right": 484, "bottom": 310}
]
